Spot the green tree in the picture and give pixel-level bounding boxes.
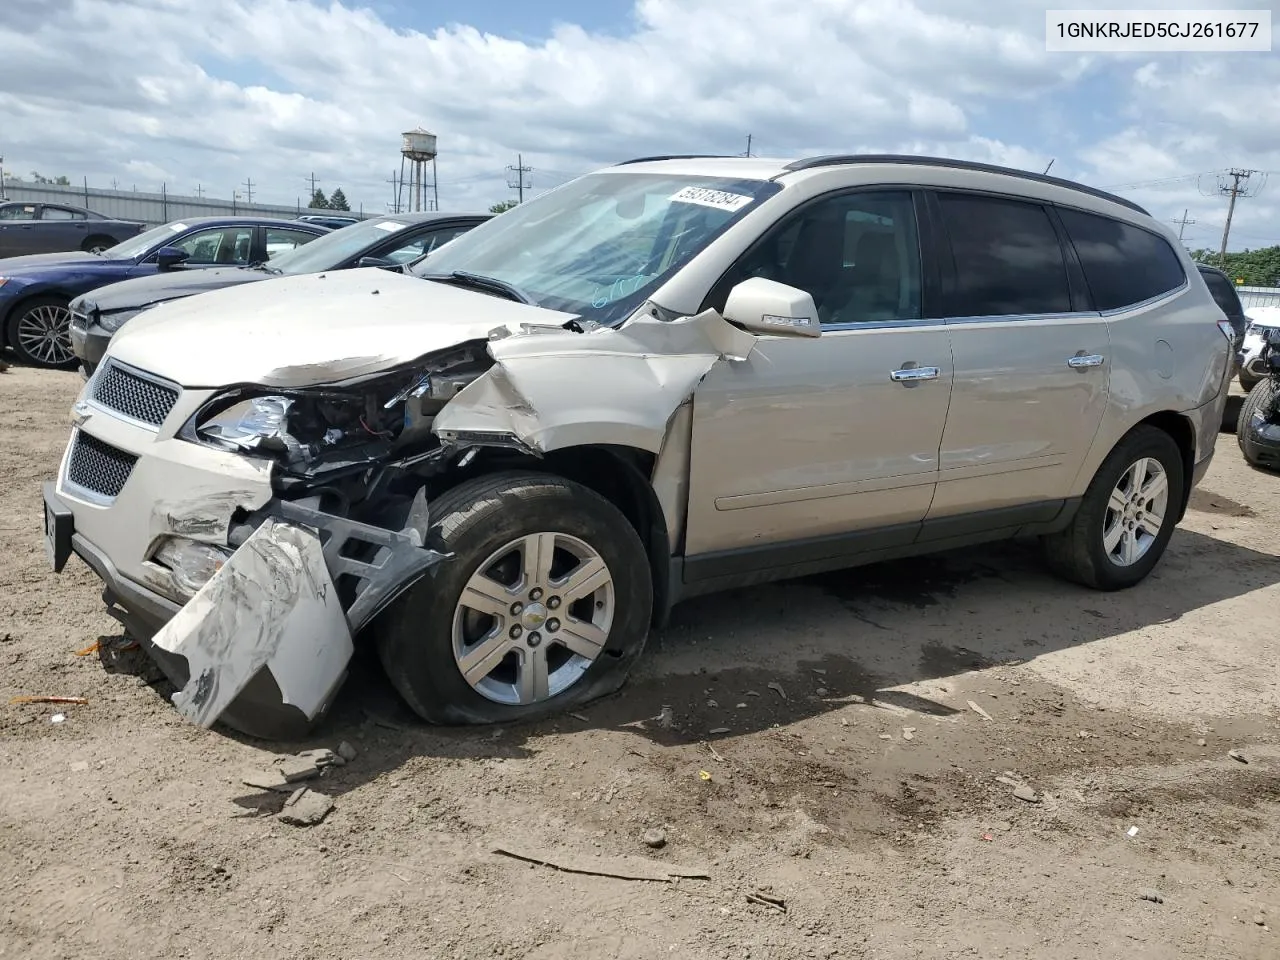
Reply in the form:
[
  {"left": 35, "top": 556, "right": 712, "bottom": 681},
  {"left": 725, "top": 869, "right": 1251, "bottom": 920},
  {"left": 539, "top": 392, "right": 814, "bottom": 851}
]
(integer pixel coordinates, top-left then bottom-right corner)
[
  {"left": 328, "top": 187, "right": 349, "bottom": 211},
  {"left": 1191, "top": 245, "right": 1280, "bottom": 286},
  {"left": 308, "top": 188, "right": 330, "bottom": 209},
  {"left": 489, "top": 199, "right": 518, "bottom": 214}
]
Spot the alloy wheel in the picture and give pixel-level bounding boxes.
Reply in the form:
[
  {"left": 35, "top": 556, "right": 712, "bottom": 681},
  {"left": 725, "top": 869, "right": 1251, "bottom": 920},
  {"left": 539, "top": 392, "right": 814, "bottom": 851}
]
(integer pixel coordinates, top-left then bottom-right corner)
[
  {"left": 15, "top": 303, "right": 74, "bottom": 366},
  {"left": 1102, "top": 456, "right": 1169, "bottom": 567},
  {"left": 451, "top": 531, "right": 615, "bottom": 705}
]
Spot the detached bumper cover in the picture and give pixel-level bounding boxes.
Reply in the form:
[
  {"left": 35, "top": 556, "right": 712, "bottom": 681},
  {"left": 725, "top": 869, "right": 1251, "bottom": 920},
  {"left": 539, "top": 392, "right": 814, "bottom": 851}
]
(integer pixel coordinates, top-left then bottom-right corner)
[{"left": 47, "top": 483, "right": 449, "bottom": 739}]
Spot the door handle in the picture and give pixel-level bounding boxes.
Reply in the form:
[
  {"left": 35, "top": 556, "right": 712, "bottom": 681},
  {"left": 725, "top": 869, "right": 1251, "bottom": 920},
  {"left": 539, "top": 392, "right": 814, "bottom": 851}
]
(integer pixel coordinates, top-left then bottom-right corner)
[
  {"left": 890, "top": 366, "right": 940, "bottom": 382},
  {"left": 1067, "top": 354, "right": 1105, "bottom": 368}
]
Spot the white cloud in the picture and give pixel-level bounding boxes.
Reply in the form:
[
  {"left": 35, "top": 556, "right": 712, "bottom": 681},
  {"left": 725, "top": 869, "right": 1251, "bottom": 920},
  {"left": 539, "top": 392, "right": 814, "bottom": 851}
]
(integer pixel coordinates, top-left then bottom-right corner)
[{"left": 0, "top": 0, "right": 1276, "bottom": 250}]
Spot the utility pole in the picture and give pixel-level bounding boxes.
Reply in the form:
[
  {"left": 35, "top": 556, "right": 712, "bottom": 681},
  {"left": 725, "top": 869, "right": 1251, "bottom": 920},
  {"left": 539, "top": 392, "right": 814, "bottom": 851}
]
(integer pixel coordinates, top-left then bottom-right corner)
[
  {"left": 506, "top": 153, "right": 532, "bottom": 203},
  {"left": 386, "top": 171, "right": 401, "bottom": 213},
  {"left": 305, "top": 171, "right": 319, "bottom": 201},
  {"left": 194, "top": 183, "right": 204, "bottom": 199},
  {"left": 243, "top": 177, "right": 254, "bottom": 206},
  {"left": 744, "top": 134, "right": 753, "bottom": 158},
  {"left": 1213, "top": 168, "right": 1266, "bottom": 265},
  {"left": 1172, "top": 208, "right": 1195, "bottom": 241}
]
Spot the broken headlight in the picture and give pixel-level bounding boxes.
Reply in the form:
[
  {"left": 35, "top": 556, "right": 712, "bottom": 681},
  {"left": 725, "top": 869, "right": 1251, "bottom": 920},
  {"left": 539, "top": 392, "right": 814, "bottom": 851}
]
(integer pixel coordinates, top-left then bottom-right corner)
[{"left": 181, "top": 347, "right": 491, "bottom": 471}]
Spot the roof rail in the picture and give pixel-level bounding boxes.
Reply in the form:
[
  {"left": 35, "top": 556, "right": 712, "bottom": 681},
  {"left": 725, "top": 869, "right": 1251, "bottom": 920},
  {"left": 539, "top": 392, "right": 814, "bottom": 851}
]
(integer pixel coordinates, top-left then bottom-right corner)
[
  {"left": 779, "top": 154, "right": 1149, "bottom": 216},
  {"left": 613, "top": 154, "right": 734, "bottom": 166}
]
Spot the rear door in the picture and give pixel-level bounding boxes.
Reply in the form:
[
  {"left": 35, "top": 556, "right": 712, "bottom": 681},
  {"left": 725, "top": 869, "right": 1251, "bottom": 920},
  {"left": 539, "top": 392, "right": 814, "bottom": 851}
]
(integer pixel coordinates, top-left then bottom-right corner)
[
  {"left": 261, "top": 224, "right": 325, "bottom": 262},
  {"left": 0, "top": 203, "right": 40, "bottom": 256},
  {"left": 923, "top": 190, "right": 1110, "bottom": 533},
  {"left": 32, "top": 204, "right": 89, "bottom": 254}
]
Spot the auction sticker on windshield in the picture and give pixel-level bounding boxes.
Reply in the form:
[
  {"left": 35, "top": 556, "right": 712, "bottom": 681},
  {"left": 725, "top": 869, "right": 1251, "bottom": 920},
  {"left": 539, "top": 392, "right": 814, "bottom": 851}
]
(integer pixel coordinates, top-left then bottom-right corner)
[
  {"left": 670, "top": 186, "right": 754, "bottom": 212},
  {"left": 169, "top": 223, "right": 188, "bottom": 231},
  {"left": 373, "top": 221, "right": 407, "bottom": 232}
]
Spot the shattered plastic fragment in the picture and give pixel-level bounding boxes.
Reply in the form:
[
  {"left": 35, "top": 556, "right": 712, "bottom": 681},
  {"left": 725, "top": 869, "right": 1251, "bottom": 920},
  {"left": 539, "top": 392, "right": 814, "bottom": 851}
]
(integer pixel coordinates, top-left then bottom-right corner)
[{"left": 150, "top": 518, "right": 353, "bottom": 729}]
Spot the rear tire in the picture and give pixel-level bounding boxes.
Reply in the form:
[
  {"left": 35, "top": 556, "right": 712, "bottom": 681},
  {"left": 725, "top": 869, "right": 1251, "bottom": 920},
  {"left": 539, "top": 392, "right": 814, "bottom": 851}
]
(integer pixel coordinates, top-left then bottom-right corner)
[
  {"left": 1043, "top": 425, "right": 1184, "bottom": 590},
  {"left": 1240, "top": 372, "right": 1261, "bottom": 393},
  {"left": 376, "top": 471, "right": 653, "bottom": 725},
  {"left": 82, "top": 236, "right": 113, "bottom": 254},
  {"left": 1238, "top": 379, "right": 1280, "bottom": 471}
]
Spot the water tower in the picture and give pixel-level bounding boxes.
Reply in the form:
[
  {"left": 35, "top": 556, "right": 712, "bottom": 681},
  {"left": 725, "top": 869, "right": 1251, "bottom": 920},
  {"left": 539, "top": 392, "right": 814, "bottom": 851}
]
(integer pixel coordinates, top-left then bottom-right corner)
[{"left": 398, "top": 128, "right": 438, "bottom": 212}]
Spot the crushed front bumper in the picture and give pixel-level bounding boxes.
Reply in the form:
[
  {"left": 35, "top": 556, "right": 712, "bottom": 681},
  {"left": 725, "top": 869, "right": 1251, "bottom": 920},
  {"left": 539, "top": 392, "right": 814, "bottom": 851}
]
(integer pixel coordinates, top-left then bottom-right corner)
[{"left": 45, "top": 481, "right": 448, "bottom": 740}]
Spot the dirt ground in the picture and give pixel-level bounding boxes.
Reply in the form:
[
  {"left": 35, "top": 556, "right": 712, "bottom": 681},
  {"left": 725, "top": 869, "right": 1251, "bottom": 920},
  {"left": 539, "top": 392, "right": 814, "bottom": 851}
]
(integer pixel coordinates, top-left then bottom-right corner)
[{"left": 1, "top": 363, "right": 1277, "bottom": 960}]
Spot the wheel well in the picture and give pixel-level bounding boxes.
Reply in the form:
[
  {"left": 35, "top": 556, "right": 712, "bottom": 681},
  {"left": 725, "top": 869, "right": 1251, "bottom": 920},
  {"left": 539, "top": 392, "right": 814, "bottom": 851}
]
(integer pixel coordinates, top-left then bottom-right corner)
[
  {"left": 83, "top": 234, "right": 113, "bottom": 247},
  {"left": 1138, "top": 410, "right": 1195, "bottom": 522},
  {"left": 432, "top": 444, "right": 672, "bottom": 628}
]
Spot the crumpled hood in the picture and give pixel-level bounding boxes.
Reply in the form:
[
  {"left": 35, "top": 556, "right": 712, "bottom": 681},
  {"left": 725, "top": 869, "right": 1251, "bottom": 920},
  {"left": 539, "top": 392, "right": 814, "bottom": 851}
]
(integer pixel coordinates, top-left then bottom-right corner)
[
  {"left": 0, "top": 251, "right": 118, "bottom": 273},
  {"left": 107, "top": 267, "right": 577, "bottom": 389},
  {"left": 80, "top": 267, "right": 264, "bottom": 314}
]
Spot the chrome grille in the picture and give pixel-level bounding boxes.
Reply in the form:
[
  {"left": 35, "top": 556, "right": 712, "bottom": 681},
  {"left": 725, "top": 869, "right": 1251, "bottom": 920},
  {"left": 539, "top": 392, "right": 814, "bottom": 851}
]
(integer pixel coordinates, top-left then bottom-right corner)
[
  {"left": 66, "top": 431, "right": 138, "bottom": 499},
  {"left": 91, "top": 361, "right": 179, "bottom": 427}
]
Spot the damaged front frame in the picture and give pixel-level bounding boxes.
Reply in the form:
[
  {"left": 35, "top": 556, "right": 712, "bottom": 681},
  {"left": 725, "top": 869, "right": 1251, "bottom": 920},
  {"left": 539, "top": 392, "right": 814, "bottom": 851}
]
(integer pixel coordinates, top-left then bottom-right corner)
[{"left": 145, "top": 306, "right": 757, "bottom": 735}]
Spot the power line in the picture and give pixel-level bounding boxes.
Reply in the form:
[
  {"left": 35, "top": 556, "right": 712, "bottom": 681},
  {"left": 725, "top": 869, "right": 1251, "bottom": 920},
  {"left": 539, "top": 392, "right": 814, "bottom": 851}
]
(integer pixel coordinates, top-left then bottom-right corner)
[{"left": 506, "top": 153, "right": 532, "bottom": 204}]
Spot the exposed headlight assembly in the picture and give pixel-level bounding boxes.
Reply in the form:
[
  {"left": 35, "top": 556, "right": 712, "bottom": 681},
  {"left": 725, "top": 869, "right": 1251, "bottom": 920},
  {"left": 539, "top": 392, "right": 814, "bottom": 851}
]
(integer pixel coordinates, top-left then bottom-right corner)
[{"left": 180, "top": 345, "right": 491, "bottom": 475}]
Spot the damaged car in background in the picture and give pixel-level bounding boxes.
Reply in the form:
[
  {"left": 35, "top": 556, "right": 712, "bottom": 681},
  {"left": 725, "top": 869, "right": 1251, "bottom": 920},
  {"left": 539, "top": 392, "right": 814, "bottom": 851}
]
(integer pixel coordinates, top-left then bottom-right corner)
[{"left": 43, "top": 154, "right": 1232, "bottom": 739}]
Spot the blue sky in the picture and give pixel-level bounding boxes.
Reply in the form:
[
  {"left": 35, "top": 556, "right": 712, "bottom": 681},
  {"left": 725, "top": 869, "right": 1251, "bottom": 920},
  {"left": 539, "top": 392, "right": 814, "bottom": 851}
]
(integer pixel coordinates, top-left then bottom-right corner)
[{"left": 1, "top": 0, "right": 1278, "bottom": 250}]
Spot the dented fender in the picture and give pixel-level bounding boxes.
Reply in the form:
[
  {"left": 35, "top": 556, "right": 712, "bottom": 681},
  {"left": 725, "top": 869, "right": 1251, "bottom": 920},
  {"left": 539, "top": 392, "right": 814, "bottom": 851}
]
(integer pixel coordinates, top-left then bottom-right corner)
[{"left": 432, "top": 309, "right": 756, "bottom": 454}]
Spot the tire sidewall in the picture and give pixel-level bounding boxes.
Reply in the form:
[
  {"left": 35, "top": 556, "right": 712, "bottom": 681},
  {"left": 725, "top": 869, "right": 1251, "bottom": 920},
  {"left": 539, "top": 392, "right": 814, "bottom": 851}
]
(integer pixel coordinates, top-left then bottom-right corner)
[
  {"left": 378, "top": 475, "right": 653, "bottom": 724},
  {"left": 1083, "top": 430, "right": 1185, "bottom": 588},
  {"left": 6, "top": 296, "right": 73, "bottom": 368}
]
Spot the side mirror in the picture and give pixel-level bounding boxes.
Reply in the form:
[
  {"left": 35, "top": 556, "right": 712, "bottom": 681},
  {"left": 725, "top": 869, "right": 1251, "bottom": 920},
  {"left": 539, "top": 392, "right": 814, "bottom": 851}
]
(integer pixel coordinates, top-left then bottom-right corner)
[
  {"left": 357, "top": 255, "right": 395, "bottom": 269},
  {"left": 155, "top": 246, "right": 190, "bottom": 271},
  {"left": 722, "top": 277, "right": 821, "bottom": 338}
]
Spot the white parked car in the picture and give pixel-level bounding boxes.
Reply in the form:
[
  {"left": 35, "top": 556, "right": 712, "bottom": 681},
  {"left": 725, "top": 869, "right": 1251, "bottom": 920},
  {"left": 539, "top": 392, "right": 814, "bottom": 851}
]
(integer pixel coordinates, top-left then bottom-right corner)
[{"left": 1240, "top": 306, "right": 1280, "bottom": 391}]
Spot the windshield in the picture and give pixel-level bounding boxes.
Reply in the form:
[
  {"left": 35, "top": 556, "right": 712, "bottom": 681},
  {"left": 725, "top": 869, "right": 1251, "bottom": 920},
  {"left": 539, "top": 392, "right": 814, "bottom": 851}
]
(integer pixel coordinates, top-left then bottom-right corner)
[
  {"left": 100, "top": 221, "right": 198, "bottom": 260},
  {"left": 410, "top": 172, "right": 781, "bottom": 325},
  {"left": 265, "top": 218, "right": 411, "bottom": 274}
]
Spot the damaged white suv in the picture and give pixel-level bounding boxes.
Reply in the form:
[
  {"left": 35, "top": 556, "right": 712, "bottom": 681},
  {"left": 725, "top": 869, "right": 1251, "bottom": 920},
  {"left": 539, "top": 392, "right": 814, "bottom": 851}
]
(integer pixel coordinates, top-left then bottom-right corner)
[{"left": 43, "top": 155, "right": 1232, "bottom": 739}]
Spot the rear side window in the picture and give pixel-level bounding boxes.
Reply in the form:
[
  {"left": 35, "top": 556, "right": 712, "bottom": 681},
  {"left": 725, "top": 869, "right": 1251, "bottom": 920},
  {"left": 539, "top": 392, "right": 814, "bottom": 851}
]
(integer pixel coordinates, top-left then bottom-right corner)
[
  {"left": 1057, "top": 208, "right": 1186, "bottom": 311},
  {"left": 1199, "top": 269, "right": 1243, "bottom": 316},
  {"left": 936, "top": 193, "right": 1072, "bottom": 317}
]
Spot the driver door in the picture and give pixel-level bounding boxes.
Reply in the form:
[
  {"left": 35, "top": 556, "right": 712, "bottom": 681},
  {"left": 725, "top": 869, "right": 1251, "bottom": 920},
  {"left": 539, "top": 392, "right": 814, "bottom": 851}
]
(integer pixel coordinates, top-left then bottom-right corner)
[{"left": 682, "top": 189, "right": 954, "bottom": 579}]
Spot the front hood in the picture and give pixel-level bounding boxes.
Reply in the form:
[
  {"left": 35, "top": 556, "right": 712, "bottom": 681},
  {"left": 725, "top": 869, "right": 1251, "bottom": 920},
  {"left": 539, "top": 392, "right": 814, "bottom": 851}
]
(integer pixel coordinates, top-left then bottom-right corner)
[
  {"left": 0, "top": 251, "right": 118, "bottom": 273},
  {"left": 108, "top": 268, "right": 577, "bottom": 389},
  {"left": 82, "top": 267, "right": 265, "bottom": 314}
]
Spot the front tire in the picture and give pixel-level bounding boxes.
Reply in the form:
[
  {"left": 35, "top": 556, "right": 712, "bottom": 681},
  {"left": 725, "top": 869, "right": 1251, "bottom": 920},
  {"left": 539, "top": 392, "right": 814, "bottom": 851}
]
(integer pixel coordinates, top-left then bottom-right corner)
[
  {"left": 5, "top": 296, "right": 77, "bottom": 368},
  {"left": 82, "top": 236, "right": 113, "bottom": 254},
  {"left": 1044, "top": 425, "right": 1185, "bottom": 590},
  {"left": 376, "top": 471, "right": 653, "bottom": 725}
]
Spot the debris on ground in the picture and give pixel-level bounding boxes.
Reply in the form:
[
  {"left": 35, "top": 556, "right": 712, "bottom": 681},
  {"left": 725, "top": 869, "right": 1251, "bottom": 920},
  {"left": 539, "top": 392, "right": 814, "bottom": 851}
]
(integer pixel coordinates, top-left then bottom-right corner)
[
  {"left": 746, "top": 891, "right": 787, "bottom": 913},
  {"left": 242, "top": 769, "right": 304, "bottom": 793},
  {"left": 279, "top": 756, "right": 326, "bottom": 782},
  {"left": 655, "top": 705, "right": 675, "bottom": 728},
  {"left": 491, "top": 845, "right": 708, "bottom": 882},
  {"left": 1127, "top": 826, "right": 1140, "bottom": 838},
  {"left": 1228, "top": 749, "right": 1249, "bottom": 764},
  {"left": 902, "top": 727, "right": 916, "bottom": 741},
  {"left": 1139, "top": 889, "right": 1165, "bottom": 904},
  {"left": 815, "top": 687, "right": 829, "bottom": 697},
  {"left": 767, "top": 682, "right": 787, "bottom": 700},
  {"left": 49, "top": 714, "right": 66, "bottom": 724},
  {"left": 642, "top": 827, "right": 667, "bottom": 849},
  {"left": 708, "top": 726, "right": 730, "bottom": 735},
  {"left": 337, "top": 741, "right": 358, "bottom": 763},
  {"left": 698, "top": 770, "right": 712, "bottom": 781},
  {"left": 9, "top": 695, "right": 89, "bottom": 706},
  {"left": 1013, "top": 785, "right": 1040, "bottom": 804},
  {"left": 278, "top": 788, "right": 334, "bottom": 826},
  {"left": 968, "top": 700, "right": 994, "bottom": 721},
  {"left": 298, "top": 748, "right": 344, "bottom": 768},
  {"left": 70, "top": 761, "right": 89, "bottom": 772}
]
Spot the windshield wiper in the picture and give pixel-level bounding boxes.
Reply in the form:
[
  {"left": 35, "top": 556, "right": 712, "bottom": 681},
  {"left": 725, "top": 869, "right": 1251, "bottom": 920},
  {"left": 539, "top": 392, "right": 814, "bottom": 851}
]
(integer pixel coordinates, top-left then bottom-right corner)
[{"left": 420, "top": 270, "right": 534, "bottom": 304}]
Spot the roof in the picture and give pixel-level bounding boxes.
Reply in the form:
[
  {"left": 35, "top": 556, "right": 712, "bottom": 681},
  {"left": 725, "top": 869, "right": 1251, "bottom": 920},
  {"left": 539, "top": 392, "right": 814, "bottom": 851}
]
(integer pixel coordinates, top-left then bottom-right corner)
[
  {"left": 158, "top": 215, "right": 333, "bottom": 228},
  {"left": 372, "top": 211, "right": 493, "bottom": 224},
  {"left": 606, "top": 153, "right": 1148, "bottom": 217}
]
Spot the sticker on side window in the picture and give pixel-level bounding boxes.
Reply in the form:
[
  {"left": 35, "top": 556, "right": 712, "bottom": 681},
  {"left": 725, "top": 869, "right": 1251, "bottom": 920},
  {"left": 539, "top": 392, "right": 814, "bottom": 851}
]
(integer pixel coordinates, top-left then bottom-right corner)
[
  {"left": 669, "top": 186, "right": 754, "bottom": 212},
  {"left": 373, "top": 221, "right": 406, "bottom": 232}
]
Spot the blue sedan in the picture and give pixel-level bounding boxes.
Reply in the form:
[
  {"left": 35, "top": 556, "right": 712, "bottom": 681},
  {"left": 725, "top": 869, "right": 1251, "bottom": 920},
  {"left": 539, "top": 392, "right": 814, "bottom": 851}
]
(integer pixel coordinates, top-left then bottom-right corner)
[{"left": 0, "top": 216, "right": 330, "bottom": 368}]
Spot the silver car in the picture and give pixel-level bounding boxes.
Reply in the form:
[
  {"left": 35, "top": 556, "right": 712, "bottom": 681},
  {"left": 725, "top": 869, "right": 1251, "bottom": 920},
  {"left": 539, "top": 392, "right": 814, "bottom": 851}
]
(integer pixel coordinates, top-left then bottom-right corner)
[{"left": 43, "top": 154, "right": 1234, "bottom": 738}]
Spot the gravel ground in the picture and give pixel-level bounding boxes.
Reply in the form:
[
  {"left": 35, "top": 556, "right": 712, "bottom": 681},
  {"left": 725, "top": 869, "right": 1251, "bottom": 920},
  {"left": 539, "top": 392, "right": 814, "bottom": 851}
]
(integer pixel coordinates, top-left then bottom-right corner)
[{"left": 1, "top": 364, "right": 1277, "bottom": 960}]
